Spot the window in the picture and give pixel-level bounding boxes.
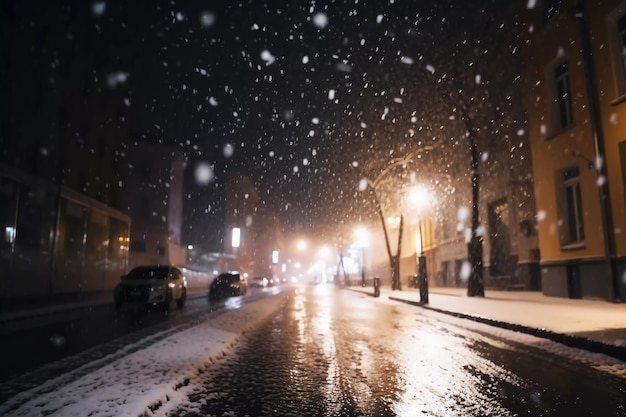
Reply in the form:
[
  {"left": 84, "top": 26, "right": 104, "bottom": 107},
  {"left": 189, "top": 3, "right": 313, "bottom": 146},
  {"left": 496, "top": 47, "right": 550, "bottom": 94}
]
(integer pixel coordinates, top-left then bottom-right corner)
[
  {"left": 618, "top": 15, "right": 626, "bottom": 78},
  {"left": 554, "top": 61, "right": 574, "bottom": 129},
  {"left": 129, "top": 241, "right": 146, "bottom": 252},
  {"left": 607, "top": 4, "right": 626, "bottom": 98},
  {"left": 560, "top": 167, "right": 585, "bottom": 245}
]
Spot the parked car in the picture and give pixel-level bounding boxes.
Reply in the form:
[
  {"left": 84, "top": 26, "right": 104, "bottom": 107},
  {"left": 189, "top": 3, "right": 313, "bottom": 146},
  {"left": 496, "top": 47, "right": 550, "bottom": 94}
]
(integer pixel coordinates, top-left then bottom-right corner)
[
  {"left": 114, "top": 265, "right": 187, "bottom": 310},
  {"left": 209, "top": 272, "right": 248, "bottom": 299},
  {"left": 250, "top": 276, "right": 269, "bottom": 288}
]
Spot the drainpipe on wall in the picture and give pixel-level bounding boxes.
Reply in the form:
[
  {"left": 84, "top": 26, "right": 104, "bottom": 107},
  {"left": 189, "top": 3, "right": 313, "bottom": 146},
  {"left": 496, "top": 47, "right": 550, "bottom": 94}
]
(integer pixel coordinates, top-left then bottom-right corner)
[{"left": 575, "top": 0, "right": 620, "bottom": 302}]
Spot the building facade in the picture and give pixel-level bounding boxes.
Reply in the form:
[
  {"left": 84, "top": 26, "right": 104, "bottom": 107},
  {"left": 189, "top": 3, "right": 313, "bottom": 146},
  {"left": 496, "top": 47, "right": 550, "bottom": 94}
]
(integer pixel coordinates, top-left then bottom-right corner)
[
  {"left": 223, "top": 171, "right": 283, "bottom": 279},
  {"left": 0, "top": 164, "right": 130, "bottom": 299},
  {"left": 0, "top": 1, "right": 132, "bottom": 301},
  {"left": 122, "top": 141, "right": 186, "bottom": 269},
  {"left": 523, "top": 0, "right": 626, "bottom": 301}
]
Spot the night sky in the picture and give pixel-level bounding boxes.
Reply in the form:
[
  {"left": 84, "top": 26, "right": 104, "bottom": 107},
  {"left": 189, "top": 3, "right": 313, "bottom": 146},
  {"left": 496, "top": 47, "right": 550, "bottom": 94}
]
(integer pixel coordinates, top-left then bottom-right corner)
[{"left": 7, "top": 0, "right": 517, "bottom": 249}]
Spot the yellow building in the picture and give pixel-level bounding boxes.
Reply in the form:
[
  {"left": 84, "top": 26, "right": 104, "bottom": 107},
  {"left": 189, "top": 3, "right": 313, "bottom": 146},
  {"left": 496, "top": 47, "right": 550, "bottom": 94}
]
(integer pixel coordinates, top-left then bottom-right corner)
[{"left": 523, "top": 0, "right": 626, "bottom": 301}]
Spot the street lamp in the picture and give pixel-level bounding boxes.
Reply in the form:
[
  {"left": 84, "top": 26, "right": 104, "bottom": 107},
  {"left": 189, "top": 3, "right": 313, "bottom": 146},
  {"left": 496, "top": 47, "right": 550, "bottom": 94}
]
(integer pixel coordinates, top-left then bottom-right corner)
[
  {"left": 296, "top": 239, "right": 308, "bottom": 251},
  {"left": 407, "top": 185, "right": 432, "bottom": 304}
]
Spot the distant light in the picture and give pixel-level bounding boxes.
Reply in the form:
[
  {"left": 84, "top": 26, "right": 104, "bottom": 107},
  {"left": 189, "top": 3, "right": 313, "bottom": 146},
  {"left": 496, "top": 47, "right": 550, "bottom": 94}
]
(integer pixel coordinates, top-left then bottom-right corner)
[
  {"left": 187, "top": 245, "right": 194, "bottom": 250},
  {"left": 272, "top": 250, "right": 279, "bottom": 264},
  {"left": 282, "top": 263, "right": 287, "bottom": 272},
  {"left": 232, "top": 228, "right": 241, "bottom": 248}
]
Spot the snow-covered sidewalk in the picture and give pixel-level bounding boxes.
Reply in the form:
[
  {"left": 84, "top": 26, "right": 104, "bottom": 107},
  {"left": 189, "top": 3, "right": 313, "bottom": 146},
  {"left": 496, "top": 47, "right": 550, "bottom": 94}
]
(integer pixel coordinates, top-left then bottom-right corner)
[
  {"left": 0, "top": 291, "right": 291, "bottom": 417},
  {"left": 347, "top": 286, "right": 626, "bottom": 351}
]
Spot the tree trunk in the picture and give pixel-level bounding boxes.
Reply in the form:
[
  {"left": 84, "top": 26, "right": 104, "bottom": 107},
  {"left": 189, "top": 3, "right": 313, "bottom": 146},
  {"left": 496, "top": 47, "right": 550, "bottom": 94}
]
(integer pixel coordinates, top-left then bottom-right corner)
[
  {"left": 391, "top": 216, "right": 404, "bottom": 290},
  {"left": 467, "top": 170, "right": 485, "bottom": 297},
  {"left": 391, "top": 255, "right": 401, "bottom": 291}
]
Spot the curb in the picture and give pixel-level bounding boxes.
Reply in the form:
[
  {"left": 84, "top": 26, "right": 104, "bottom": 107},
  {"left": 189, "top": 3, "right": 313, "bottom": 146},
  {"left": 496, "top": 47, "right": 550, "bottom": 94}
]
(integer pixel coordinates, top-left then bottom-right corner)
[{"left": 388, "top": 296, "right": 626, "bottom": 363}]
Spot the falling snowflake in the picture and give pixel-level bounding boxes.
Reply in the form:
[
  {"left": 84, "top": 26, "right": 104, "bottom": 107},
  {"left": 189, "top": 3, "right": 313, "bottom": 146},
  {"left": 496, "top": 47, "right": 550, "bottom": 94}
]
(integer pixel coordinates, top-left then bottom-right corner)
[
  {"left": 328, "top": 89, "right": 336, "bottom": 100},
  {"left": 459, "top": 262, "right": 471, "bottom": 281},
  {"left": 312, "top": 117, "right": 320, "bottom": 124},
  {"left": 260, "top": 50, "right": 276, "bottom": 65},
  {"left": 358, "top": 179, "right": 368, "bottom": 191},
  {"left": 106, "top": 72, "right": 129, "bottom": 88},
  {"left": 401, "top": 56, "right": 414, "bottom": 65},
  {"left": 597, "top": 175, "right": 606, "bottom": 187},
  {"left": 223, "top": 144, "right": 234, "bottom": 158},
  {"left": 209, "top": 97, "right": 218, "bottom": 106},
  {"left": 312, "top": 12, "right": 328, "bottom": 29},
  {"left": 475, "top": 74, "right": 481, "bottom": 84},
  {"left": 92, "top": 2, "right": 106, "bottom": 16},
  {"left": 481, "top": 152, "right": 489, "bottom": 162},
  {"left": 426, "top": 65, "right": 435, "bottom": 74},
  {"left": 194, "top": 162, "right": 214, "bottom": 185},
  {"left": 457, "top": 206, "right": 470, "bottom": 222},
  {"left": 302, "top": 56, "right": 309, "bottom": 64},
  {"left": 376, "top": 14, "right": 384, "bottom": 23},
  {"left": 536, "top": 210, "right": 547, "bottom": 222},
  {"left": 200, "top": 11, "right": 216, "bottom": 28},
  {"left": 527, "top": 0, "right": 537, "bottom": 9}
]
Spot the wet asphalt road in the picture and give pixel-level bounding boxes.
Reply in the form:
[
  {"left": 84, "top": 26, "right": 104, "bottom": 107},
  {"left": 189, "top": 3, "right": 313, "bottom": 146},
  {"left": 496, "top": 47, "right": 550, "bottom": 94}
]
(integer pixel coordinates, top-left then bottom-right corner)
[{"left": 166, "top": 285, "right": 625, "bottom": 417}]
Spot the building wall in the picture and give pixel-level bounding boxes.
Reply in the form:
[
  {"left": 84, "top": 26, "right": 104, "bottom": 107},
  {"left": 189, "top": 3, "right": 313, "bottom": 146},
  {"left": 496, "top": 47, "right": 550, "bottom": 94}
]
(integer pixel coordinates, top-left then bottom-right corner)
[
  {"left": 0, "top": 165, "right": 130, "bottom": 299},
  {"left": 224, "top": 171, "right": 282, "bottom": 278},
  {"left": 523, "top": 0, "right": 626, "bottom": 300},
  {"left": 1, "top": 0, "right": 129, "bottom": 211},
  {"left": 122, "top": 141, "right": 185, "bottom": 270}
]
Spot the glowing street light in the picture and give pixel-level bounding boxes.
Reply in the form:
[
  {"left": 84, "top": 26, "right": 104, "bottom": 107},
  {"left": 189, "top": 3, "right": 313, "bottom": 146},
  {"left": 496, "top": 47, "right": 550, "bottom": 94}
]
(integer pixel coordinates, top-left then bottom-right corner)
[{"left": 296, "top": 239, "right": 308, "bottom": 251}]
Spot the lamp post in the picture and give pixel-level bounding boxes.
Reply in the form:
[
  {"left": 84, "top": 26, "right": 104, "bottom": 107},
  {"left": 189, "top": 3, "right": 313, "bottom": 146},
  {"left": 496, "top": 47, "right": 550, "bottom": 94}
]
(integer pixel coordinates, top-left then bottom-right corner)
[{"left": 407, "top": 185, "right": 432, "bottom": 304}]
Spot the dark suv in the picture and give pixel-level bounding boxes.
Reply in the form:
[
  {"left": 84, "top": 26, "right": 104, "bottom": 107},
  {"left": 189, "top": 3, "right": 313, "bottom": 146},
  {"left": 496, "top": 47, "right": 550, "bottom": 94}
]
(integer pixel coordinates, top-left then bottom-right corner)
[{"left": 209, "top": 272, "right": 248, "bottom": 299}]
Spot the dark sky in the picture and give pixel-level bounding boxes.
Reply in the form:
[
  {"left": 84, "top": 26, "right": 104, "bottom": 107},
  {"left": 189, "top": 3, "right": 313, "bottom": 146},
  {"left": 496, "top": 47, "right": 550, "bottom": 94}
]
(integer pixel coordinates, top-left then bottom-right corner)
[{"left": 25, "top": 0, "right": 511, "bottom": 248}]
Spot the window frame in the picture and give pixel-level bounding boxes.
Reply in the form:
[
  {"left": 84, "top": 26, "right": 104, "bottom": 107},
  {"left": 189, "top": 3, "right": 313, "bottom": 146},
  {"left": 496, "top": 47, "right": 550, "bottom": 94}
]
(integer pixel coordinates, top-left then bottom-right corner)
[
  {"left": 606, "top": 1, "right": 626, "bottom": 102},
  {"left": 556, "top": 166, "right": 586, "bottom": 248},
  {"left": 553, "top": 61, "right": 574, "bottom": 131}
]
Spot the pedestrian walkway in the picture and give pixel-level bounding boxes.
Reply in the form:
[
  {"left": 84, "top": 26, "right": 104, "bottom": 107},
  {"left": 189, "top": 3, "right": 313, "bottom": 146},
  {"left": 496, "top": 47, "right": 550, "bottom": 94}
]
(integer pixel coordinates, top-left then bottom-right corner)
[{"left": 346, "top": 285, "right": 626, "bottom": 361}]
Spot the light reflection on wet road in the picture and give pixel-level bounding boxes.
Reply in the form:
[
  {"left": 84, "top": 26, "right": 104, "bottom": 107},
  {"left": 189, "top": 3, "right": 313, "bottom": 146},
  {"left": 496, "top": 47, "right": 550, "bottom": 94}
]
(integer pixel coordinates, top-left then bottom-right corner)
[{"left": 167, "top": 285, "right": 625, "bottom": 417}]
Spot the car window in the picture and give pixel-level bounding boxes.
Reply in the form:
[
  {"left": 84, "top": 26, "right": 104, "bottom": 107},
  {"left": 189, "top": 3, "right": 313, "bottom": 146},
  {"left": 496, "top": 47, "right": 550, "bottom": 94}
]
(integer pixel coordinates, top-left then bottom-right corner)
[{"left": 126, "top": 267, "right": 171, "bottom": 280}]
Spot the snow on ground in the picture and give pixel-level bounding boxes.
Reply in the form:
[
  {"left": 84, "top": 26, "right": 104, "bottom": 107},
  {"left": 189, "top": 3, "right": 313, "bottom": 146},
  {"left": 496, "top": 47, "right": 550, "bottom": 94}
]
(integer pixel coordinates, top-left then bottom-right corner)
[
  {"left": 0, "top": 291, "right": 291, "bottom": 417},
  {"left": 368, "top": 291, "right": 626, "bottom": 379}
]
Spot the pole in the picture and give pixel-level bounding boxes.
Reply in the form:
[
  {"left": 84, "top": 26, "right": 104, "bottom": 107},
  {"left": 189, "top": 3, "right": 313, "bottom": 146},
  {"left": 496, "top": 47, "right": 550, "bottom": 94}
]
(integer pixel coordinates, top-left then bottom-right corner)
[
  {"left": 418, "top": 217, "right": 429, "bottom": 304},
  {"left": 576, "top": 0, "right": 619, "bottom": 302}
]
